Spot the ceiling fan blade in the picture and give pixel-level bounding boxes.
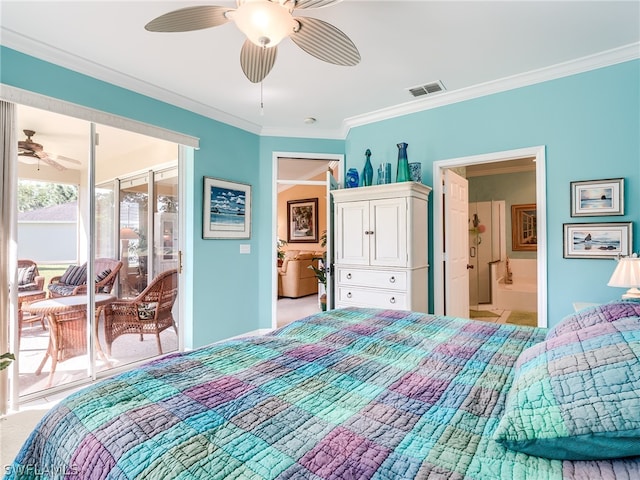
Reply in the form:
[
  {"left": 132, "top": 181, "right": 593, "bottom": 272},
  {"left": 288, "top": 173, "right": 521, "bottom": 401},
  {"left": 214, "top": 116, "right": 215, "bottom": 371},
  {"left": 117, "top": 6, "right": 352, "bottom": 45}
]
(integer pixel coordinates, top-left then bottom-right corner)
[
  {"left": 39, "top": 154, "right": 65, "bottom": 171},
  {"left": 291, "top": 17, "right": 360, "bottom": 66},
  {"left": 17, "top": 154, "right": 39, "bottom": 165},
  {"left": 46, "top": 152, "right": 82, "bottom": 165},
  {"left": 240, "top": 40, "right": 277, "bottom": 83},
  {"left": 293, "top": 0, "right": 344, "bottom": 9},
  {"left": 145, "top": 6, "right": 232, "bottom": 32}
]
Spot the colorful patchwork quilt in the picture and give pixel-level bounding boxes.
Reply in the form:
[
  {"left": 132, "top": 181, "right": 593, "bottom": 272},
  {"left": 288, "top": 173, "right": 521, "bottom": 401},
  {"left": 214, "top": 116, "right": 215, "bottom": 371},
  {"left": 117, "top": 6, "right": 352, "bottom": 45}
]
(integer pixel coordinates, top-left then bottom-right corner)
[{"left": 5, "top": 308, "right": 640, "bottom": 479}]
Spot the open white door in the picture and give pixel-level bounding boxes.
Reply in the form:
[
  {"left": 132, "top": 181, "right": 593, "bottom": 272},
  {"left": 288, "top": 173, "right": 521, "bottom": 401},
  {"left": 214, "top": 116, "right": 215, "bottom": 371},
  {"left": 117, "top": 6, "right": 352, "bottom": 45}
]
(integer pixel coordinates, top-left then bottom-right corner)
[
  {"left": 325, "top": 170, "right": 338, "bottom": 310},
  {"left": 443, "top": 169, "right": 470, "bottom": 317}
]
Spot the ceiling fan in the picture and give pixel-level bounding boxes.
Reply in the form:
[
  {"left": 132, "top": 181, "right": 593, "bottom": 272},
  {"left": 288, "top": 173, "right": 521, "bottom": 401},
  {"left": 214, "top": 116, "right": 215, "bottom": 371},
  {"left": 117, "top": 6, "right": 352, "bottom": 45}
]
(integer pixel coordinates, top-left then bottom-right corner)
[
  {"left": 145, "top": 0, "right": 361, "bottom": 83},
  {"left": 18, "top": 129, "right": 82, "bottom": 171}
]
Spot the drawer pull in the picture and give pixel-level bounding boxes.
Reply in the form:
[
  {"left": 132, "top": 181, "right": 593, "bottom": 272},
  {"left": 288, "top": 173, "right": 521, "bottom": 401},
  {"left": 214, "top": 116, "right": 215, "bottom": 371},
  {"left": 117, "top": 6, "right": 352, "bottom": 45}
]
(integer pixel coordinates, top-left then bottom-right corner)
[
  {"left": 347, "top": 292, "right": 352, "bottom": 298},
  {"left": 346, "top": 273, "right": 352, "bottom": 279},
  {"left": 389, "top": 276, "right": 396, "bottom": 283},
  {"left": 390, "top": 297, "right": 396, "bottom": 304}
]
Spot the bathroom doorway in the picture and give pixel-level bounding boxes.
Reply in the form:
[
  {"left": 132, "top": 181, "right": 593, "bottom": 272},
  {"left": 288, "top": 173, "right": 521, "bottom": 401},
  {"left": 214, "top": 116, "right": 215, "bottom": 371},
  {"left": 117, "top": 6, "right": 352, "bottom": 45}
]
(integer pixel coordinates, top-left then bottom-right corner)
[
  {"left": 466, "top": 160, "right": 538, "bottom": 324},
  {"left": 433, "top": 146, "right": 547, "bottom": 328}
]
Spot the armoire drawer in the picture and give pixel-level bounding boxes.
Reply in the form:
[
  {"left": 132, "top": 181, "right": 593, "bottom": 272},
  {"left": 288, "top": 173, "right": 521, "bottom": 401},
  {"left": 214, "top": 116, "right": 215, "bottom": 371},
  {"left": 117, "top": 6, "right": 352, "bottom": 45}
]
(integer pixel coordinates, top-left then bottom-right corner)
[
  {"left": 336, "top": 286, "right": 408, "bottom": 310},
  {"left": 336, "top": 268, "right": 407, "bottom": 290}
]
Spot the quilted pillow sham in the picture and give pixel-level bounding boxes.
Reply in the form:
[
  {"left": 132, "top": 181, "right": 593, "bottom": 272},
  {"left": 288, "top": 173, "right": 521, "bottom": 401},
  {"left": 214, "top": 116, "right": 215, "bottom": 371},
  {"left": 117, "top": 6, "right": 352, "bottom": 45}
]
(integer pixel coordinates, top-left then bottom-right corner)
[
  {"left": 494, "top": 316, "right": 640, "bottom": 460},
  {"left": 546, "top": 300, "right": 640, "bottom": 340}
]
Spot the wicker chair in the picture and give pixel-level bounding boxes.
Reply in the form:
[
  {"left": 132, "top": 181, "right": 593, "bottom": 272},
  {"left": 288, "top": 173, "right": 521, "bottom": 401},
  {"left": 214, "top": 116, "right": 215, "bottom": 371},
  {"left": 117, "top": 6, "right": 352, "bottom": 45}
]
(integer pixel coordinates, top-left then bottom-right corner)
[
  {"left": 17, "top": 259, "right": 47, "bottom": 331},
  {"left": 48, "top": 258, "right": 123, "bottom": 298},
  {"left": 104, "top": 269, "right": 178, "bottom": 355}
]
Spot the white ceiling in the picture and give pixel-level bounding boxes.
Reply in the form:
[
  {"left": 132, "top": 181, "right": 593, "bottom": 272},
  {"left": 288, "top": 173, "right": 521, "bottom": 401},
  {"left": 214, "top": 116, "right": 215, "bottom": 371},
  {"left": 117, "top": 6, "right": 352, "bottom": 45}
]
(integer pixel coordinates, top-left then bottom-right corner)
[{"left": 2, "top": 1, "right": 639, "bottom": 141}]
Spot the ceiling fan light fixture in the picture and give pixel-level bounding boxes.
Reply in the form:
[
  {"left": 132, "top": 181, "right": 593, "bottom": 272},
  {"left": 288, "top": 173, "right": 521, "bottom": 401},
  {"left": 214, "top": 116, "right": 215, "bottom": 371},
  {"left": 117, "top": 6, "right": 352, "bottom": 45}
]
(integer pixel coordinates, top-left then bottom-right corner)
[{"left": 232, "top": 0, "right": 296, "bottom": 47}]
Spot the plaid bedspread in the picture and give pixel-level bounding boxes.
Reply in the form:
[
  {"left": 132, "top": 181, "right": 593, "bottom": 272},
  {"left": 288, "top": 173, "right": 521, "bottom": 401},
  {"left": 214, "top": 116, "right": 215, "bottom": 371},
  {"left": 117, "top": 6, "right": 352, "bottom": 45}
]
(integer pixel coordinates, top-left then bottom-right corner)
[{"left": 5, "top": 308, "right": 639, "bottom": 479}]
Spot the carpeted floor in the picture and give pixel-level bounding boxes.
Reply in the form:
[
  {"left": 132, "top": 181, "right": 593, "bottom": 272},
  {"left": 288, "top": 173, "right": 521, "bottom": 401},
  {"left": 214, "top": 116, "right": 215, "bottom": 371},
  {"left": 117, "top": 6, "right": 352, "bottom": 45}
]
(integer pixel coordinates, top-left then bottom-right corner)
[{"left": 506, "top": 310, "right": 538, "bottom": 327}]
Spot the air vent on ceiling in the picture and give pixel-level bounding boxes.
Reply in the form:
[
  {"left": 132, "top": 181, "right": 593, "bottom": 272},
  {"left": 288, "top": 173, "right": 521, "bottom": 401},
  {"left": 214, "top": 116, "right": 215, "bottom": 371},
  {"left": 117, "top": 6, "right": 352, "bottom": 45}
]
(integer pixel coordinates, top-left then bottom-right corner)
[{"left": 408, "top": 80, "right": 446, "bottom": 98}]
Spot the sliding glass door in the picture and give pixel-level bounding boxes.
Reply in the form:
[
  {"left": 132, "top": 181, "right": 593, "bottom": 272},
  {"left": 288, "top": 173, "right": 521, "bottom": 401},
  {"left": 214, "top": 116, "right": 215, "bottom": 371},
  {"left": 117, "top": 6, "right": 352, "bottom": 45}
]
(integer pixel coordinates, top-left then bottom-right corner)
[{"left": 12, "top": 104, "right": 181, "bottom": 400}]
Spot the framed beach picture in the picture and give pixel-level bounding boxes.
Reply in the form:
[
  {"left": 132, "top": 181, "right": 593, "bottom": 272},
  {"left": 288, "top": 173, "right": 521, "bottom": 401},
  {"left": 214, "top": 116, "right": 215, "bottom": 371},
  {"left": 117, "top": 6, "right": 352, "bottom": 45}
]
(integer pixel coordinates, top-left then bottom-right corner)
[
  {"left": 287, "top": 198, "right": 319, "bottom": 243},
  {"left": 570, "top": 178, "right": 624, "bottom": 216},
  {"left": 563, "top": 222, "right": 632, "bottom": 259},
  {"left": 202, "top": 177, "right": 251, "bottom": 239}
]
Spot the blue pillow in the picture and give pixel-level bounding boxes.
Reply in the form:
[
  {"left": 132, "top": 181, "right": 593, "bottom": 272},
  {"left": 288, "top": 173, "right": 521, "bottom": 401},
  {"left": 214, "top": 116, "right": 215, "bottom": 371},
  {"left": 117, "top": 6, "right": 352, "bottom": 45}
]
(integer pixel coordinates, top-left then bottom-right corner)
[{"left": 494, "top": 316, "right": 640, "bottom": 460}]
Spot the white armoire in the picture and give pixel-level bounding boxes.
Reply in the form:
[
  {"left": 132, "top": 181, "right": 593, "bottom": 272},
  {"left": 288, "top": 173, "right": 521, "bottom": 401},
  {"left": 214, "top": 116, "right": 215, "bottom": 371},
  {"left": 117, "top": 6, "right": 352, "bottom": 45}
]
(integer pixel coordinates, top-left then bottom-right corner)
[{"left": 332, "top": 182, "right": 431, "bottom": 312}]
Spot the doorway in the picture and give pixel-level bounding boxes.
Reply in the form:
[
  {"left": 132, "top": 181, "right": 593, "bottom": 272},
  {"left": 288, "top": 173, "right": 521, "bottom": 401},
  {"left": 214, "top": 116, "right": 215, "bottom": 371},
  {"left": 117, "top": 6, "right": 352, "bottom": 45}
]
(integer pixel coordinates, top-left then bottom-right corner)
[
  {"left": 272, "top": 152, "right": 343, "bottom": 329},
  {"left": 432, "top": 146, "right": 548, "bottom": 327}
]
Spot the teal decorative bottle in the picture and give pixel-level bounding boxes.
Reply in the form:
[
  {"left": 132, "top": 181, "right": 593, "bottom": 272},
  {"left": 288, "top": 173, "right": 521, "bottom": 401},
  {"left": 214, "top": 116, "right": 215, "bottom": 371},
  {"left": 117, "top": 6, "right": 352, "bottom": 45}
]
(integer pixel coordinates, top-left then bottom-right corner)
[
  {"left": 363, "top": 148, "right": 374, "bottom": 186},
  {"left": 396, "top": 142, "right": 411, "bottom": 182}
]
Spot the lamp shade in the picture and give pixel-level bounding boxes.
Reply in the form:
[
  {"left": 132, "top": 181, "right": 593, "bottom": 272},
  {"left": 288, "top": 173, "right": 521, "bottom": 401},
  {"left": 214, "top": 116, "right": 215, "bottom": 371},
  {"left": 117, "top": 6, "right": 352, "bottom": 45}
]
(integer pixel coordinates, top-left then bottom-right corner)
[
  {"left": 232, "top": 0, "right": 296, "bottom": 47},
  {"left": 120, "top": 227, "right": 139, "bottom": 240},
  {"left": 607, "top": 256, "right": 640, "bottom": 299}
]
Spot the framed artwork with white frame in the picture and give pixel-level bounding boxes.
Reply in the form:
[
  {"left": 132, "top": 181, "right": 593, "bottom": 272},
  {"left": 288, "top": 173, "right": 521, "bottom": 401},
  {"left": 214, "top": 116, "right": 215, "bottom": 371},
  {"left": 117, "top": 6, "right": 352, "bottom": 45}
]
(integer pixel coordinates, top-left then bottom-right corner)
[
  {"left": 202, "top": 177, "right": 251, "bottom": 239},
  {"left": 563, "top": 222, "right": 632, "bottom": 259},
  {"left": 570, "top": 178, "right": 624, "bottom": 217}
]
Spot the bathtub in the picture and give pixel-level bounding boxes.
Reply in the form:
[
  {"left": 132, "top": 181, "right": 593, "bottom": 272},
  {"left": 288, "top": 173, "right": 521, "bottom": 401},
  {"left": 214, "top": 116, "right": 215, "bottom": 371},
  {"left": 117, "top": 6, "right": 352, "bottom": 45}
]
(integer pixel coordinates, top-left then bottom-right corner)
[{"left": 491, "top": 259, "right": 537, "bottom": 312}]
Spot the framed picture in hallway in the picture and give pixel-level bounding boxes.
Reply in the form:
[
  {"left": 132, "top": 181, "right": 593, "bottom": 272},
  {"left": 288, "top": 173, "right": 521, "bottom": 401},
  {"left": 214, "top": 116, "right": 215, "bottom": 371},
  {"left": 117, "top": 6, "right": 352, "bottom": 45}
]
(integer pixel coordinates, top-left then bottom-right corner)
[
  {"left": 570, "top": 178, "right": 624, "bottom": 217},
  {"left": 203, "top": 177, "right": 251, "bottom": 239},
  {"left": 563, "top": 222, "right": 632, "bottom": 259},
  {"left": 511, "top": 203, "right": 537, "bottom": 251},
  {"left": 287, "top": 198, "right": 319, "bottom": 243}
]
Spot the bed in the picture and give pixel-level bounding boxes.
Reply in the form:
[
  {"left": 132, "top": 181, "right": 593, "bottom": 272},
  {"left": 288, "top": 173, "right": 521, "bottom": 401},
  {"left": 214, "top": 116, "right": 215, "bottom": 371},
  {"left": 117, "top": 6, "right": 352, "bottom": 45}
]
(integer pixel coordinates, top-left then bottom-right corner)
[{"left": 5, "top": 305, "right": 640, "bottom": 479}]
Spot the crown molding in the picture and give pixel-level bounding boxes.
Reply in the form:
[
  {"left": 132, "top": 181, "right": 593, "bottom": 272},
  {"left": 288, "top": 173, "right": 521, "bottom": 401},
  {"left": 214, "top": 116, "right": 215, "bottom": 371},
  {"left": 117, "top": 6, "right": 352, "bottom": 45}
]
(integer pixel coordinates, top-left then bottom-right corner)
[
  {"left": 259, "top": 125, "right": 343, "bottom": 139},
  {"left": 3, "top": 25, "right": 638, "bottom": 141},
  {"left": 341, "top": 42, "right": 640, "bottom": 136},
  {"left": 1, "top": 27, "right": 263, "bottom": 135}
]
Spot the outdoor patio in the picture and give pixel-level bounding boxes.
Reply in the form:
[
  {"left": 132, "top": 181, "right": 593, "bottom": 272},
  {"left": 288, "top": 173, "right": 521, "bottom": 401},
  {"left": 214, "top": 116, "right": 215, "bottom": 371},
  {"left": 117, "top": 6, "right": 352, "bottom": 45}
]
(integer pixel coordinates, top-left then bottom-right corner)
[{"left": 17, "top": 313, "right": 178, "bottom": 397}]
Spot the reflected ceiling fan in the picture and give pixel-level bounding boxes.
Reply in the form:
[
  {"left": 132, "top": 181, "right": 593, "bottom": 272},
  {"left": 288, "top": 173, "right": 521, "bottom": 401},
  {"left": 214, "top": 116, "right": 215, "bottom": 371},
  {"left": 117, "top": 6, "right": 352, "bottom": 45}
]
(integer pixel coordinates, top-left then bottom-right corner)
[
  {"left": 145, "top": 0, "right": 360, "bottom": 83},
  {"left": 18, "top": 129, "right": 82, "bottom": 171}
]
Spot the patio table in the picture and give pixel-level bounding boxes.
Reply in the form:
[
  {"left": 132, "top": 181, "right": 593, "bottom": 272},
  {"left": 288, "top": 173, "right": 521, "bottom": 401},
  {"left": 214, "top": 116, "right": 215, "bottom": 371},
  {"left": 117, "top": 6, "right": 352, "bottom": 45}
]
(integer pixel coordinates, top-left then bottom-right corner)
[{"left": 22, "top": 293, "right": 115, "bottom": 387}]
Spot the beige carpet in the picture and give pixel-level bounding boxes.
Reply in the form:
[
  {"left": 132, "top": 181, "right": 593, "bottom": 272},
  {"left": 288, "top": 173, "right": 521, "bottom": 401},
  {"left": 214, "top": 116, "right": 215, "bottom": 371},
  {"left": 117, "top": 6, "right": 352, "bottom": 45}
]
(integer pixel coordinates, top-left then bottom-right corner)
[
  {"left": 506, "top": 310, "right": 538, "bottom": 327},
  {"left": 1, "top": 408, "right": 49, "bottom": 468}
]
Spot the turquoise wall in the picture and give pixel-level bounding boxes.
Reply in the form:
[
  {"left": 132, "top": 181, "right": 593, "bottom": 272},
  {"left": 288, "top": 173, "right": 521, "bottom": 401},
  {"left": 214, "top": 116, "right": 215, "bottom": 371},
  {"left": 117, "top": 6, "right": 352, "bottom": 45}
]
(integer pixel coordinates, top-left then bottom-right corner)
[
  {"left": 3, "top": 46, "right": 638, "bottom": 332},
  {"left": 346, "top": 60, "right": 640, "bottom": 326},
  {"left": 469, "top": 170, "right": 537, "bottom": 259}
]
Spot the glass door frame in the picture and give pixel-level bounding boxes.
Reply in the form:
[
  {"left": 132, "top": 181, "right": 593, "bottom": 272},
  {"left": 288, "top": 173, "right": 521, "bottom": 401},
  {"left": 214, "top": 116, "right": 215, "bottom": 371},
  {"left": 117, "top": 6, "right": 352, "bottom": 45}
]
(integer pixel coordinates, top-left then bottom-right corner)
[{"left": 7, "top": 108, "right": 189, "bottom": 409}]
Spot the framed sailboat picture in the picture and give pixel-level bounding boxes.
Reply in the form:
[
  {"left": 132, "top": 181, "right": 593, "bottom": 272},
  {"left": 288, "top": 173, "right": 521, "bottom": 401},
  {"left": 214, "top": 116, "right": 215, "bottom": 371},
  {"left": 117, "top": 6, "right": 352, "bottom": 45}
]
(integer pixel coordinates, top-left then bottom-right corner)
[
  {"left": 203, "top": 177, "right": 251, "bottom": 239},
  {"left": 563, "top": 222, "right": 632, "bottom": 258}
]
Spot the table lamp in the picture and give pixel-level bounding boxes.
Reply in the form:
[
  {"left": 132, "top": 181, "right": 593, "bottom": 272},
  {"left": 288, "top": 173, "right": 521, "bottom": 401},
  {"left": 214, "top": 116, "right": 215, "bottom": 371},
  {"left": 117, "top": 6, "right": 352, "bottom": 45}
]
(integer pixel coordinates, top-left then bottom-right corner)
[{"left": 607, "top": 254, "right": 640, "bottom": 299}]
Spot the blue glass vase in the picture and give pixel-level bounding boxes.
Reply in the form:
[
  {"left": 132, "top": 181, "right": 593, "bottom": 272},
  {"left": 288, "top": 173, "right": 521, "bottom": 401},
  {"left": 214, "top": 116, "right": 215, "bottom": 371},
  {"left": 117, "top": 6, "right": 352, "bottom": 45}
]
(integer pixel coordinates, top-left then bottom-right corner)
[
  {"left": 396, "top": 142, "right": 411, "bottom": 182},
  {"left": 346, "top": 168, "right": 359, "bottom": 188},
  {"left": 362, "top": 149, "right": 374, "bottom": 186}
]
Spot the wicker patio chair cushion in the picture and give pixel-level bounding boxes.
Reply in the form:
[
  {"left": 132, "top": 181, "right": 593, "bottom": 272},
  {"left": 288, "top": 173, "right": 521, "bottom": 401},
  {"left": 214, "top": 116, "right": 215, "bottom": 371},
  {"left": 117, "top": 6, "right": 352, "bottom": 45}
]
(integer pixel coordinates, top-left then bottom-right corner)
[
  {"left": 137, "top": 302, "right": 158, "bottom": 320},
  {"left": 59, "top": 264, "right": 88, "bottom": 286},
  {"left": 17, "top": 265, "right": 38, "bottom": 291},
  {"left": 48, "top": 284, "right": 79, "bottom": 297},
  {"left": 96, "top": 269, "right": 112, "bottom": 293}
]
